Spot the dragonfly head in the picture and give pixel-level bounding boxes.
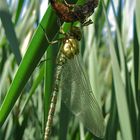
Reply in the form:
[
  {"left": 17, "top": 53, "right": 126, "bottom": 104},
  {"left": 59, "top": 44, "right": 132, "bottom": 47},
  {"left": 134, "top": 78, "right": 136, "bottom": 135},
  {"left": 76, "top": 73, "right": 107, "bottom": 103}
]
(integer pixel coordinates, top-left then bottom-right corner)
[{"left": 69, "top": 26, "right": 82, "bottom": 41}]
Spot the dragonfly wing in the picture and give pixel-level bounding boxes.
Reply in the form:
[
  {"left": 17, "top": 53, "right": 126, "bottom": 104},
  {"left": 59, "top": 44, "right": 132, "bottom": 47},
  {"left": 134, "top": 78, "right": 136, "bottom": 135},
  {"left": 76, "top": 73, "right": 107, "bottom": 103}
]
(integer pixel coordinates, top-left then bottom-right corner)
[{"left": 61, "top": 54, "right": 105, "bottom": 138}]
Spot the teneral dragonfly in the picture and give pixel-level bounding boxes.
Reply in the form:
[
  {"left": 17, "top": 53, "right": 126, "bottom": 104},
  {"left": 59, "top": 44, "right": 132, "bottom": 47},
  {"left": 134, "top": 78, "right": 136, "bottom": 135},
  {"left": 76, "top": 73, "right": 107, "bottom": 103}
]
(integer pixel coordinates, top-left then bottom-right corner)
[
  {"left": 50, "top": 0, "right": 98, "bottom": 25},
  {"left": 44, "top": 26, "right": 105, "bottom": 140}
]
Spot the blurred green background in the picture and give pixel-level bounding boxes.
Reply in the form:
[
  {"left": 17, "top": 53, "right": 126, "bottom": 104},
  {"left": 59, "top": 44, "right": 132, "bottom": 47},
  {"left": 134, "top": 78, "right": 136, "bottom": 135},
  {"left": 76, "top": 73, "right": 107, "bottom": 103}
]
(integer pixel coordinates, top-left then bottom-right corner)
[{"left": 0, "top": 0, "right": 139, "bottom": 140}]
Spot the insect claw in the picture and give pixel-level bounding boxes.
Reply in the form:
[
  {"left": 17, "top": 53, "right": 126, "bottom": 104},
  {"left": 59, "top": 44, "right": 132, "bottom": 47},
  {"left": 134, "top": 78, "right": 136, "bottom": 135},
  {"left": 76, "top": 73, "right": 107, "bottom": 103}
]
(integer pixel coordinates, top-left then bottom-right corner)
[
  {"left": 37, "top": 59, "right": 46, "bottom": 67},
  {"left": 57, "top": 18, "right": 63, "bottom": 27},
  {"left": 63, "top": 0, "right": 75, "bottom": 8},
  {"left": 38, "top": 58, "right": 52, "bottom": 67},
  {"left": 59, "top": 27, "right": 65, "bottom": 34},
  {"left": 82, "top": 19, "right": 93, "bottom": 26}
]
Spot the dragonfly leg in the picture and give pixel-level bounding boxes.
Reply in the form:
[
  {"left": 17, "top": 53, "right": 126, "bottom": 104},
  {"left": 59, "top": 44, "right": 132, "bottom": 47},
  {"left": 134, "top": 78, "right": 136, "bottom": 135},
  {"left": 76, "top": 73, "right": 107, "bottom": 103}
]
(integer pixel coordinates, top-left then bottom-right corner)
[
  {"left": 59, "top": 26, "right": 66, "bottom": 35},
  {"left": 56, "top": 19, "right": 67, "bottom": 36},
  {"left": 58, "top": 21, "right": 75, "bottom": 38},
  {"left": 63, "top": 0, "right": 75, "bottom": 8},
  {"left": 37, "top": 58, "right": 52, "bottom": 67},
  {"left": 40, "top": 24, "right": 60, "bottom": 45},
  {"left": 56, "top": 18, "right": 75, "bottom": 37},
  {"left": 82, "top": 19, "right": 93, "bottom": 26},
  {"left": 57, "top": 18, "right": 63, "bottom": 29}
]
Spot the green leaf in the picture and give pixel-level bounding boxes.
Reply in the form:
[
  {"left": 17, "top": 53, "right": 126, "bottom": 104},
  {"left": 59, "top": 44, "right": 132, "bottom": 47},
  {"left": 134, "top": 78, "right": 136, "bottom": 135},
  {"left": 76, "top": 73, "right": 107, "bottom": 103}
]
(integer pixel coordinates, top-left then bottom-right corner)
[
  {"left": 0, "top": 0, "right": 21, "bottom": 64},
  {"left": 0, "top": 5, "right": 59, "bottom": 127},
  {"left": 102, "top": 1, "right": 133, "bottom": 140}
]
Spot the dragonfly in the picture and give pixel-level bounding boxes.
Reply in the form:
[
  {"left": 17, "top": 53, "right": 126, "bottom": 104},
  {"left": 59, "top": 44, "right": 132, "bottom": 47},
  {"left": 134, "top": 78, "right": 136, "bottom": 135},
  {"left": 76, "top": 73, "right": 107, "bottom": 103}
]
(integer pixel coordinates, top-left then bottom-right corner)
[
  {"left": 50, "top": 0, "right": 98, "bottom": 26},
  {"left": 43, "top": 26, "right": 105, "bottom": 140}
]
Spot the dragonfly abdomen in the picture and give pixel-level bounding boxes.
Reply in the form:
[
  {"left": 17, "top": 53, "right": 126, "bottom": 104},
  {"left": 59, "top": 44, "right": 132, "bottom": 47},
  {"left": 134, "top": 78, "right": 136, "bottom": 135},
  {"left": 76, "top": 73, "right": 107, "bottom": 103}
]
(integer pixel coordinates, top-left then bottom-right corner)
[
  {"left": 44, "top": 64, "right": 64, "bottom": 140},
  {"left": 44, "top": 91, "right": 57, "bottom": 140}
]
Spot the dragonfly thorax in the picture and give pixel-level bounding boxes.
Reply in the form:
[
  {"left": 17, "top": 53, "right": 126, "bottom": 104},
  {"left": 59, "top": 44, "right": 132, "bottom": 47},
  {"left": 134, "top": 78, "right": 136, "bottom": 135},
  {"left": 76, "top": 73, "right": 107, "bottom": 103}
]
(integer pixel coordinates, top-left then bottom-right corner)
[{"left": 61, "top": 38, "right": 79, "bottom": 59}]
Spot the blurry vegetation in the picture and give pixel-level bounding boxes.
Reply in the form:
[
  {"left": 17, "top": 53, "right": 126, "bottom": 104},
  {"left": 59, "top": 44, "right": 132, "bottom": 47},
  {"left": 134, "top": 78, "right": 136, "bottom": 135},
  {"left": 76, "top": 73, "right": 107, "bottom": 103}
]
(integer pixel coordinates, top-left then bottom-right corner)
[{"left": 0, "top": 0, "right": 139, "bottom": 140}]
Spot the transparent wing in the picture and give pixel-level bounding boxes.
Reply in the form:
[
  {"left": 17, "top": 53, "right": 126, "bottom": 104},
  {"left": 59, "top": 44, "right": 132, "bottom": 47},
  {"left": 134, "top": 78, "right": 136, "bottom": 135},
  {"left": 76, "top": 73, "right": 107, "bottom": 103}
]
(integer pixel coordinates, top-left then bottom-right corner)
[{"left": 61, "top": 54, "right": 105, "bottom": 138}]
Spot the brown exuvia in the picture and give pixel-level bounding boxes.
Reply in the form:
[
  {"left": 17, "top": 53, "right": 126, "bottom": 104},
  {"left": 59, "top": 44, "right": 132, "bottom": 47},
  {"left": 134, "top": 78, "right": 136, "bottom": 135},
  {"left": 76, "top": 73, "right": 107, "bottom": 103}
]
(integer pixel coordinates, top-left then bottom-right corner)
[{"left": 50, "top": 0, "right": 98, "bottom": 25}]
